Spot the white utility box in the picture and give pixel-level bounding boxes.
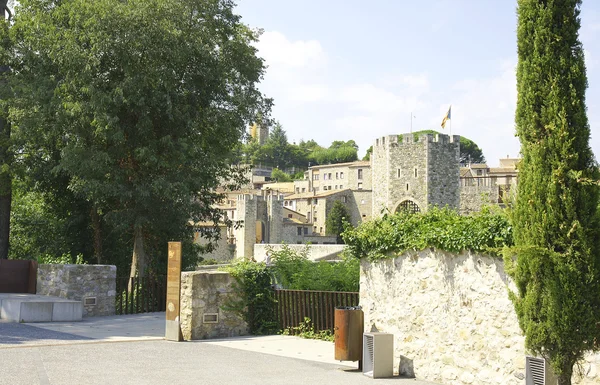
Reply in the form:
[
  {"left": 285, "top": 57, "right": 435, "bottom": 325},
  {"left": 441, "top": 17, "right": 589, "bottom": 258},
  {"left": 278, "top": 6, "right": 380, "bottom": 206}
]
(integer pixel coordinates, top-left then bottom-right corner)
[{"left": 362, "top": 332, "right": 394, "bottom": 378}]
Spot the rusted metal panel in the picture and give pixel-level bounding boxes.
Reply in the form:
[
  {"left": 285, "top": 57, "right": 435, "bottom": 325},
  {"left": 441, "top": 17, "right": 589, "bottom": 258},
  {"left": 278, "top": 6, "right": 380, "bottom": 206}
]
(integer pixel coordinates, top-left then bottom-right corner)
[
  {"left": 0, "top": 259, "right": 34, "bottom": 293},
  {"left": 28, "top": 260, "right": 37, "bottom": 294},
  {"left": 334, "top": 308, "right": 364, "bottom": 362}
]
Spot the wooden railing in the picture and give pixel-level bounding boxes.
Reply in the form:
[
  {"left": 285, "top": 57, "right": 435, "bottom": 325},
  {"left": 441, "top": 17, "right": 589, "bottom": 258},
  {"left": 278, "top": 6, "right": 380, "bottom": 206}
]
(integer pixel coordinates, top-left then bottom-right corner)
[
  {"left": 115, "top": 276, "right": 166, "bottom": 315},
  {"left": 275, "top": 289, "right": 359, "bottom": 333}
]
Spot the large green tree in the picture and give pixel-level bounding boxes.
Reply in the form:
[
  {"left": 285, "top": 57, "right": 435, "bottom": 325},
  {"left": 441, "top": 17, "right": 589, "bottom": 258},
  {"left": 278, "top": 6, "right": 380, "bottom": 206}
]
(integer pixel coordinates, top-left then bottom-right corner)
[
  {"left": 507, "top": 1, "right": 600, "bottom": 384},
  {"left": 7, "top": 0, "right": 269, "bottom": 276}
]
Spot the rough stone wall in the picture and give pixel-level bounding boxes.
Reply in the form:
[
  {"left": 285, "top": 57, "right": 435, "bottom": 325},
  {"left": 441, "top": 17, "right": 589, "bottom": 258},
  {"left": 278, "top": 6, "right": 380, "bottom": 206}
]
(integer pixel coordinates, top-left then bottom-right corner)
[
  {"left": 372, "top": 134, "right": 428, "bottom": 216},
  {"left": 235, "top": 194, "right": 257, "bottom": 259},
  {"left": 195, "top": 226, "right": 235, "bottom": 263},
  {"left": 372, "top": 134, "right": 459, "bottom": 218},
  {"left": 267, "top": 194, "right": 283, "bottom": 243},
  {"left": 180, "top": 271, "right": 247, "bottom": 340},
  {"left": 37, "top": 264, "right": 116, "bottom": 317},
  {"left": 281, "top": 223, "right": 312, "bottom": 244},
  {"left": 360, "top": 250, "right": 599, "bottom": 385},
  {"left": 253, "top": 244, "right": 345, "bottom": 262},
  {"left": 426, "top": 134, "right": 460, "bottom": 209},
  {"left": 371, "top": 135, "right": 391, "bottom": 216},
  {"left": 459, "top": 185, "right": 499, "bottom": 215},
  {"left": 350, "top": 190, "right": 373, "bottom": 223}
]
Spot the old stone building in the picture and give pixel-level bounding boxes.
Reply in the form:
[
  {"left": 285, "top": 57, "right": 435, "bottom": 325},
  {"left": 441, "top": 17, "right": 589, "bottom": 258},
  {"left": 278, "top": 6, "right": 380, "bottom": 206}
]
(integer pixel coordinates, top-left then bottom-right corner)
[
  {"left": 198, "top": 132, "right": 518, "bottom": 261},
  {"left": 282, "top": 187, "right": 372, "bottom": 236},
  {"left": 459, "top": 157, "right": 518, "bottom": 214},
  {"left": 371, "top": 133, "right": 460, "bottom": 216}
]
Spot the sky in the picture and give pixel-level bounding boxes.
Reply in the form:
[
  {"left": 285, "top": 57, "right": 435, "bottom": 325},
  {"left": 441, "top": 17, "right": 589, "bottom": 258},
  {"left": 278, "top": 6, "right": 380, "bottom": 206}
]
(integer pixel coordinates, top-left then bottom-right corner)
[{"left": 234, "top": 0, "right": 600, "bottom": 166}]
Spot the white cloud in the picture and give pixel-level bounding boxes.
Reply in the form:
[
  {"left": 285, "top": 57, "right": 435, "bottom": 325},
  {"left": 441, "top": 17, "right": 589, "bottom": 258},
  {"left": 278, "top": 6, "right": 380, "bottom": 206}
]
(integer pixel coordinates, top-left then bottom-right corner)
[
  {"left": 287, "top": 84, "right": 330, "bottom": 102},
  {"left": 440, "top": 60, "right": 520, "bottom": 165},
  {"left": 255, "top": 31, "right": 325, "bottom": 70},
  {"left": 253, "top": 30, "right": 522, "bottom": 164},
  {"left": 339, "top": 83, "right": 424, "bottom": 114}
]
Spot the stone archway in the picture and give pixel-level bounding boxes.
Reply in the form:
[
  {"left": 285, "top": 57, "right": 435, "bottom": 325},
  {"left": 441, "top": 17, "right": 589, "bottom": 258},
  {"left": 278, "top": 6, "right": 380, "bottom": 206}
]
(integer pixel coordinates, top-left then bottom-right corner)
[{"left": 395, "top": 199, "right": 421, "bottom": 214}]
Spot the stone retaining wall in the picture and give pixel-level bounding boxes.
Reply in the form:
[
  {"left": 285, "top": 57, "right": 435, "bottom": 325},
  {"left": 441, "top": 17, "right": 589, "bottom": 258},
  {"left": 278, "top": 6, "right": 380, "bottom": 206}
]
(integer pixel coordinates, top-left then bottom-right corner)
[
  {"left": 180, "top": 271, "right": 247, "bottom": 340},
  {"left": 253, "top": 244, "right": 344, "bottom": 262},
  {"left": 37, "top": 264, "right": 116, "bottom": 317},
  {"left": 360, "top": 250, "right": 600, "bottom": 385}
]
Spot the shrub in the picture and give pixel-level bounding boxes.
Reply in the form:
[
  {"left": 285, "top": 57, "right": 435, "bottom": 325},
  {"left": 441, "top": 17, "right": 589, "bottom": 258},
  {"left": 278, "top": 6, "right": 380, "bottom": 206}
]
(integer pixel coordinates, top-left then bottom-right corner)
[
  {"left": 269, "top": 245, "right": 359, "bottom": 292},
  {"left": 342, "top": 206, "right": 513, "bottom": 261},
  {"left": 223, "top": 260, "right": 277, "bottom": 335}
]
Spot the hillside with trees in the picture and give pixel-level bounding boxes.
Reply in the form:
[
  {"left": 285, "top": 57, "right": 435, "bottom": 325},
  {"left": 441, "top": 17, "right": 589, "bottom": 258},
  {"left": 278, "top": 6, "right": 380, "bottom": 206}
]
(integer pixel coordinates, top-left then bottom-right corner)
[{"left": 241, "top": 122, "right": 359, "bottom": 178}]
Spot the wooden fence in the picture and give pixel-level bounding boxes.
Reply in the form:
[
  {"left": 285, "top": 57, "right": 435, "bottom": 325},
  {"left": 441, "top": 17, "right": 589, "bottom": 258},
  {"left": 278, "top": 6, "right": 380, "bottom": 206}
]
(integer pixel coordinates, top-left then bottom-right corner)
[
  {"left": 115, "top": 276, "right": 167, "bottom": 315},
  {"left": 275, "top": 289, "right": 359, "bottom": 333}
]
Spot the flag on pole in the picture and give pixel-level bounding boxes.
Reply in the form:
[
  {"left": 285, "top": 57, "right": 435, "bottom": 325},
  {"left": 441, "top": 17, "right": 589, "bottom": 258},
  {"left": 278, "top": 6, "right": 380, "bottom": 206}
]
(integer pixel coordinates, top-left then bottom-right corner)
[{"left": 441, "top": 105, "right": 451, "bottom": 129}]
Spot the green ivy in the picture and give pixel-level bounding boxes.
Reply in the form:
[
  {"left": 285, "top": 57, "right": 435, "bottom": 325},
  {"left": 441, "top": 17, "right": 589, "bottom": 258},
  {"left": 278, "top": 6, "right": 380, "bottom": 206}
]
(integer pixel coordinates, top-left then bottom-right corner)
[
  {"left": 281, "top": 317, "right": 334, "bottom": 342},
  {"left": 342, "top": 206, "right": 513, "bottom": 261},
  {"left": 223, "top": 260, "right": 278, "bottom": 335},
  {"left": 37, "top": 253, "right": 87, "bottom": 265}
]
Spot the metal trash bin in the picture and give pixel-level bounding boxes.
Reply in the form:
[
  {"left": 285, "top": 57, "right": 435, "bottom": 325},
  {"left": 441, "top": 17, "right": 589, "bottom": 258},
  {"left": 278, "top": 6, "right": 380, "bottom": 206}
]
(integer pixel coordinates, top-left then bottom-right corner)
[{"left": 334, "top": 306, "right": 364, "bottom": 363}]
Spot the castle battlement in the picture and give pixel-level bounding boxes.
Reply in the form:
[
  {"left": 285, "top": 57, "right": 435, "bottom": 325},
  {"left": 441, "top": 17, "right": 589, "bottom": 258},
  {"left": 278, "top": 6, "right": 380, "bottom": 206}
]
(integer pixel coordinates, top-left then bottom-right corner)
[
  {"left": 375, "top": 133, "right": 460, "bottom": 148},
  {"left": 237, "top": 194, "right": 256, "bottom": 203}
]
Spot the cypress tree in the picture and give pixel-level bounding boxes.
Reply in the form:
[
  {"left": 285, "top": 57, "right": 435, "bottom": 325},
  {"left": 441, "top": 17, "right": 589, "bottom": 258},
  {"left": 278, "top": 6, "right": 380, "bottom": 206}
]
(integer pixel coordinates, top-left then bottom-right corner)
[{"left": 508, "top": 1, "right": 600, "bottom": 383}]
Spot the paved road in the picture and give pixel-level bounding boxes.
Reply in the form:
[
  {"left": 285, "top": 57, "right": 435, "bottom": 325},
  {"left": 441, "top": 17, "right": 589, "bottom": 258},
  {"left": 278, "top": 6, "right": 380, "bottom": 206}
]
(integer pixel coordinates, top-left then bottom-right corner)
[{"left": 0, "top": 313, "right": 441, "bottom": 385}]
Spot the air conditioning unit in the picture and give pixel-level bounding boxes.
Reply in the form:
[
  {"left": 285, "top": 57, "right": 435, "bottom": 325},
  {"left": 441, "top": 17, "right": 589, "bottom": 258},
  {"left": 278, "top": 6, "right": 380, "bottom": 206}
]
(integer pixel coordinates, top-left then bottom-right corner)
[
  {"left": 362, "top": 332, "right": 394, "bottom": 378},
  {"left": 526, "top": 356, "right": 558, "bottom": 385}
]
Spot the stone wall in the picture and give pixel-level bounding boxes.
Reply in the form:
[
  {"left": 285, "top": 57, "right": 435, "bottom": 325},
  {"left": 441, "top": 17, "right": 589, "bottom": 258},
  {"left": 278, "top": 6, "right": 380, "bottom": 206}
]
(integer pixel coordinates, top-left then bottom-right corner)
[
  {"left": 253, "top": 243, "right": 344, "bottom": 262},
  {"left": 37, "top": 264, "right": 116, "bottom": 317},
  {"left": 195, "top": 225, "right": 235, "bottom": 263},
  {"left": 360, "top": 250, "right": 599, "bottom": 385},
  {"left": 235, "top": 194, "right": 257, "bottom": 258},
  {"left": 281, "top": 223, "right": 313, "bottom": 244},
  {"left": 459, "top": 185, "right": 499, "bottom": 215},
  {"left": 180, "top": 271, "right": 247, "bottom": 340}
]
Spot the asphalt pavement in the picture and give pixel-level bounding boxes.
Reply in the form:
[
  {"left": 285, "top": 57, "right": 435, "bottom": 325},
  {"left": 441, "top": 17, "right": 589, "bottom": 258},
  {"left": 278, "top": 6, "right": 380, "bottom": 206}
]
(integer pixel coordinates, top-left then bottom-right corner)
[{"left": 0, "top": 313, "right": 441, "bottom": 385}]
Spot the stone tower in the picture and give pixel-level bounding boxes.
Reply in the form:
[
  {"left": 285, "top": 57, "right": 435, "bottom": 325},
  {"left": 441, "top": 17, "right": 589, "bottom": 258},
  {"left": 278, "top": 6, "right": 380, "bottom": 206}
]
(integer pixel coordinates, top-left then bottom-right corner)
[
  {"left": 371, "top": 133, "right": 460, "bottom": 217},
  {"left": 235, "top": 194, "right": 257, "bottom": 259},
  {"left": 234, "top": 192, "right": 283, "bottom": 259},
  {"left": 250, "top": 123, "right": 269, "bottom": 145}
]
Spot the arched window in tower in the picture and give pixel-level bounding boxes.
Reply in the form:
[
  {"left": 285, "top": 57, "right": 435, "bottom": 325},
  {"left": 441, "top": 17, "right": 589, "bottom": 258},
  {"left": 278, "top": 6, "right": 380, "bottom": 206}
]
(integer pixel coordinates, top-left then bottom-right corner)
[{"left": 396, "top": 200, "right": 420, "bottom": 214}]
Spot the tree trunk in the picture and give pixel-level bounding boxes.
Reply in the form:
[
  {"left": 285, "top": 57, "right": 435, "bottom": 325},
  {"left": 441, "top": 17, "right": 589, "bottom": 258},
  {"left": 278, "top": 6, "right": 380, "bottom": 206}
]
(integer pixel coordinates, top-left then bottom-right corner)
[
  {"left": 0, "top": 188, "right": 10, "bottom": 260},
  {"left": 0, "top": 4, "right": 11, "bottom": 260},
  {"left": 90, "top": 206, "right": 102, "bottom": 264},
  {"left": 129, "top": 225, "right": 147, "bottom": 278},
  {"left": 0, "top": 76, "right": 10, "bottom": 260},
  {"left": 557, "top": 363, "right": 573, "bottom": 385}
]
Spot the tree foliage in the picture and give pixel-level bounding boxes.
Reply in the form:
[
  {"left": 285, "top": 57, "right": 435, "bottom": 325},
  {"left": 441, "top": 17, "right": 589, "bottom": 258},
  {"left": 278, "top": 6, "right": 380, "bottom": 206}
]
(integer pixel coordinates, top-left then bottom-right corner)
[
  {"left": 224, "top": 260, "right": 277, "bottom": 335},
  {"left": 242, "top": 123, "right": 358, "bottom": 176},
  {"left": 343, "top": 207, "right": 512, "bottom": 261},
  {"left": 5, "top": 0, "right": 269, "bottom": 275},
  {"left": 325, "top": 200, "right": 351, "bottom": 243},
  {"left": 507, "top": 1, "right": 600, "bottom": 383},
  {"left": 269, "top": 245, "right": 359, "bottom": 292}
]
